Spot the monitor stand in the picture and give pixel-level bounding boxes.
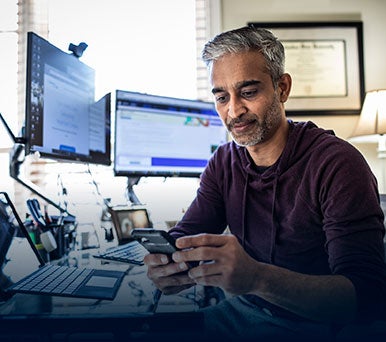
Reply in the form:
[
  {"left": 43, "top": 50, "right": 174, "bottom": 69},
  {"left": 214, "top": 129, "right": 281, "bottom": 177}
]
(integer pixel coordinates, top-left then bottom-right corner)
[{"left": 126, "top": 176, "right": 143, "bottom": 206}]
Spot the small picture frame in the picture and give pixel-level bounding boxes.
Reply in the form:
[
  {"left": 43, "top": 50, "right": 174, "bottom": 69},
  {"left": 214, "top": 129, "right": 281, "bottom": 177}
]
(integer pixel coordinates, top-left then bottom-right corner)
[{"left": 108, "top": 206, "right": 152, "bottom": 244}]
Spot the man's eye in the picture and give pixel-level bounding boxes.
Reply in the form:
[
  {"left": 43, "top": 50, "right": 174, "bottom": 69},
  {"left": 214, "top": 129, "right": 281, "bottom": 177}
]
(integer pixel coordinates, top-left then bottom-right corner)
[
  {"left": 242, "top": 89, "right": 258, "bottom": 98},
  {"left": 215, "top": 95, "right": 227, "bottom": 103}
]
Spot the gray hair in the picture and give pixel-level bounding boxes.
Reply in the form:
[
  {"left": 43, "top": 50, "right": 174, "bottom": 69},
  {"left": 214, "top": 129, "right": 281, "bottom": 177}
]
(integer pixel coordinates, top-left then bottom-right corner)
[{"left": 202, "top": 26, "right": 285, "bottom": 85}]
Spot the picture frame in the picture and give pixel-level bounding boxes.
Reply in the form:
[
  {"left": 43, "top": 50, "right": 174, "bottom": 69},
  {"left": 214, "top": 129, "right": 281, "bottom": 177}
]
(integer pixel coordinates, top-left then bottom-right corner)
[
  {"left": 247, "top": 21, "right": 365, "bottom": 116},
  {"left": 108, "top": 206, "right": 152, "bottom": 244}
]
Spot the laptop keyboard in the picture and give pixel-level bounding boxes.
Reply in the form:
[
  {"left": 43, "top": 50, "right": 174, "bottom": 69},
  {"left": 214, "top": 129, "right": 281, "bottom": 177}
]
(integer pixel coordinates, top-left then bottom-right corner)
[
  {"left": 11, "top": 265, "right": 93, "bottom": 295},
  {"left": 94, "top": 240, "right": 148, "bottom": 265}
]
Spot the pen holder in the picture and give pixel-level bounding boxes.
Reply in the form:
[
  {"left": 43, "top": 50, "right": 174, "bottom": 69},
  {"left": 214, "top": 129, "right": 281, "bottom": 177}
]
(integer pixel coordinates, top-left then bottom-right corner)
[{"left": 46, "top": 220, "right": 76, "bottom": 260}]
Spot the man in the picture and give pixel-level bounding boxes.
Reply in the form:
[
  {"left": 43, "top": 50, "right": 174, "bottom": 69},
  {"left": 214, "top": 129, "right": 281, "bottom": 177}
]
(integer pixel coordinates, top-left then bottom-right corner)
[{"left": 144, "top": 26, "right": 386, "bottom": 340}]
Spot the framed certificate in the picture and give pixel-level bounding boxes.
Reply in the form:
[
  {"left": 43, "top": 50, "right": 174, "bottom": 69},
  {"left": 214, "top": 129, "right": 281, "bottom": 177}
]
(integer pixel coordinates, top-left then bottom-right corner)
[{"left": 247, "top": 21, "right": 365, "bottom": 115}]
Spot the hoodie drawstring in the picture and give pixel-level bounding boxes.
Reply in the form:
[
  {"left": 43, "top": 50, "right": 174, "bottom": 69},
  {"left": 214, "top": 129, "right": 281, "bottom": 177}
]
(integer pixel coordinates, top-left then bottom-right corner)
[
  {"left": 241, "top": 170, "right": 280, "bottom": 263},
  {"left": 268, "top": 176, "right": 279, "bottom": 263},
  {"left": 241, "top": 173, "right": 249, "bottom": 248}
]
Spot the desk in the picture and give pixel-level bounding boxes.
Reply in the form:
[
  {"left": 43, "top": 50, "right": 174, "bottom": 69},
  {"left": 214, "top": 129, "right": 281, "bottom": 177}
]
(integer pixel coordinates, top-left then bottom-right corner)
[{"left": 0, "top": 248, "right": 205, "bottom": 341}]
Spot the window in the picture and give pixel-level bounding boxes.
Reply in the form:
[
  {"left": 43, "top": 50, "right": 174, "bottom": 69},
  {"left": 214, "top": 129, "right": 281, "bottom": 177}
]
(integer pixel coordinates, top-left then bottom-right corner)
[
  {"left": 46, "top": 0, "right": 203, "bottom": 225},
  {"left": 1, "top": 0, "right": 219, "bottom": 225},
  {"left": 0, "top": 0, "right": 18, "bottom": 148},
  {"left": 0, "top": 0, "right": 18, "bottom": 196},
  {"left": 47, "top": 0, "right": 198, "bottom": 100}
]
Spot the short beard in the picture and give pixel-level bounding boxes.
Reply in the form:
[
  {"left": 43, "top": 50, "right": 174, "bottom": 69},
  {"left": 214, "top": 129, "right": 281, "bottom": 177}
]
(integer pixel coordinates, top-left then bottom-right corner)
[{"left": 228, "top": 94, "right": 283, "bottom": 147}]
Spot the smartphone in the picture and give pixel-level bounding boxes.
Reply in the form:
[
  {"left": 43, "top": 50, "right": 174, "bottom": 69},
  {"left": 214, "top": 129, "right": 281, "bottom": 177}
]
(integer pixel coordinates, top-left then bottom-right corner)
[{"left": 131, "top": 228, "right": 179, "bottom": 254}]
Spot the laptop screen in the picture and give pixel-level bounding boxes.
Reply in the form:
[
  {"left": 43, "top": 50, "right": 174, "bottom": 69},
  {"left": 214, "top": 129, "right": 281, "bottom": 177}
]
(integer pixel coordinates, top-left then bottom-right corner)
[
  {"left": 0, "top": 193, "right": 42, "bottom": 293},
  {"left": 109, "top": 206, "right": 152, "bottom": 243}
]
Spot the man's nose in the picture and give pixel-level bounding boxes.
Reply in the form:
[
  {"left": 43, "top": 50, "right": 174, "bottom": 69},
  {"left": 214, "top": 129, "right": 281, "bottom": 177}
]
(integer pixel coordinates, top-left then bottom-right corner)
[{"left": 228, "top": 97, "right": 246, "bottom": 119}]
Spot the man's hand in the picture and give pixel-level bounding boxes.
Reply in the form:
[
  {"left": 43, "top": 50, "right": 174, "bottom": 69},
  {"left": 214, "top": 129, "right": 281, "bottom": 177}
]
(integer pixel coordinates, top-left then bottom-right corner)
[
  {"left": 143, "top": 252, "right": 196, "bottom": 295},
  {"left": 144, "top": 233, "right": 356, "bottom": 323},
  {"left": 173, "top": 233, "right": 259, "bottom": 295}
]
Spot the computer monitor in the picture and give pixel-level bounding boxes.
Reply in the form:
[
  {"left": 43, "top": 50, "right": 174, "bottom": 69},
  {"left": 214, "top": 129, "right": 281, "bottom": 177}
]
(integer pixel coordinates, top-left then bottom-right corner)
[
  {"left": 114, "top": 90, "right": 228, "bottom": 177},
  {"left": 25, "top": 32, "right": 111, "bottom": 166}
]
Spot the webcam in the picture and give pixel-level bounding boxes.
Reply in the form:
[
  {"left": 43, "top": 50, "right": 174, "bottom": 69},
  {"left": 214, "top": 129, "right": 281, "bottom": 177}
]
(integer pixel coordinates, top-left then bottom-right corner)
[{"left": 68, "top": 42, "right": 88, "bottom": 58}]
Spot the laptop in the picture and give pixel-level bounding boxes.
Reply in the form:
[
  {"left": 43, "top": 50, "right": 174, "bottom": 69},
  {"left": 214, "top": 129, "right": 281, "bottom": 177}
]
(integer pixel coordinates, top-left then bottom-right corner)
[
  {"left": 108, "top": 205, "right": 153, "bottom": 245},
  {"left": 93, "top": 206, "right": 151, "bottom": 264},
  {"left": 93, "top": 240, "right": 148, "bottom": 265},
  {"left": 0, "top": 192, "right": 125, "bottom": 301}
]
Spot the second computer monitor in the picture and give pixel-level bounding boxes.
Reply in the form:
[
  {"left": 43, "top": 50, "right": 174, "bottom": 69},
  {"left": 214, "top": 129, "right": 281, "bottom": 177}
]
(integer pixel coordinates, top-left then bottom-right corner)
[{"left": 114, "top": 90, "right": 227, "bottom": 178}]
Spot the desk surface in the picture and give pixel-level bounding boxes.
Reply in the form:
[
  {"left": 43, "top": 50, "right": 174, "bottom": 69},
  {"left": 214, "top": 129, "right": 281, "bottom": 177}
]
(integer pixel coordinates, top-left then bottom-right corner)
[{"left": 0, "top": 247, "right": 205, "bottom": 339}]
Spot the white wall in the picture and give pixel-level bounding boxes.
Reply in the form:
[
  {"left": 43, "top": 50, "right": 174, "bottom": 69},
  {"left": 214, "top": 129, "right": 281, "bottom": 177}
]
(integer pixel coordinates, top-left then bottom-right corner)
[{"left": 219, "top": 0, "right": 386, "bottom": 191}]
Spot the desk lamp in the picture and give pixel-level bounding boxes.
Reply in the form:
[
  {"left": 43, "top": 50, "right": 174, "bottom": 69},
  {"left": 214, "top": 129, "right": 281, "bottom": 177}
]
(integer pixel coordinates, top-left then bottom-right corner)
[{"left": 349, "top": 89, "right": 386, "bottom": 191}]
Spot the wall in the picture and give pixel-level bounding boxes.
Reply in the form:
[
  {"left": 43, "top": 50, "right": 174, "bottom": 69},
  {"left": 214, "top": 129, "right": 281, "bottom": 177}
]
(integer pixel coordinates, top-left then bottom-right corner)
[{"left": 219, "top": 0, "right": 386, "bottom": 191}]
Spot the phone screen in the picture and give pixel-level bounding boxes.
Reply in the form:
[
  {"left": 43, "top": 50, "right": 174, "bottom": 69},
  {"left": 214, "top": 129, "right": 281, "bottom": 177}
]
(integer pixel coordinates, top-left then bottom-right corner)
[{"left": 131, "top": 229, "right": 178, "bottom": 254}]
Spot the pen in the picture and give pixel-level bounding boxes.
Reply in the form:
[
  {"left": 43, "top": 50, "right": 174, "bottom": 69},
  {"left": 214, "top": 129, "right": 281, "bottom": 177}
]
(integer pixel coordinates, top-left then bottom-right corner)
[{"left": 151, "top": 289, "right": 162, "bottom": 313}]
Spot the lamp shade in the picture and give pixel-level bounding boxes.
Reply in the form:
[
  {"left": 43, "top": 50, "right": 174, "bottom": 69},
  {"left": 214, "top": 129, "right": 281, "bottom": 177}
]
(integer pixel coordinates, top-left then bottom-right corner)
[{"left": 351, "top": 89, "right": 386, "bottom": 138}]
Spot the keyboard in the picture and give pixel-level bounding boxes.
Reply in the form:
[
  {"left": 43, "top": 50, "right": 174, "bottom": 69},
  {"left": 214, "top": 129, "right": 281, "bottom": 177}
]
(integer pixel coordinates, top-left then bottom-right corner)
[
  {"left": 11, "top": 265, "right": 93, "bottom": 295},
  {"left": 93, "top": 240, "right": 148, "bottom": 265}
]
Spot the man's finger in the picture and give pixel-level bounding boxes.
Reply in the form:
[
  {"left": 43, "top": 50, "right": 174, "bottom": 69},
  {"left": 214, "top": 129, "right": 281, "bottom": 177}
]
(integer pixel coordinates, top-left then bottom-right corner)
[{"left": 176, "top": 233, "right": 231, "bottom": 249}]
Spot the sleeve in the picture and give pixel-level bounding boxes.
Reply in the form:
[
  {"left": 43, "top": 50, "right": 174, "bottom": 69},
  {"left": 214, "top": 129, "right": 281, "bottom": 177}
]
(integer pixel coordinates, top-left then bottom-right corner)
[
  {"left": 169, "top": 149, "right": 228, "bottom": 239},
  {"left": 320, "top": 140, "right": 386, "bottom": 321}
]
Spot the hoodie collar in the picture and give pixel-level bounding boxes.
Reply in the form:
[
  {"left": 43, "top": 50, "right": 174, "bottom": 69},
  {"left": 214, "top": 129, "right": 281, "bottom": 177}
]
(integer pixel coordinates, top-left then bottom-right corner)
[{"left": 236, "top": 120, "right": 333, "bottom": 177}]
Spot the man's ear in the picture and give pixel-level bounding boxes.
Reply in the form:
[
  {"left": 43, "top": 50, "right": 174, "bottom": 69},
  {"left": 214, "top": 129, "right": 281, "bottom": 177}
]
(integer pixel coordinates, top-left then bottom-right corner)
[{"left": 278, "top": 73, "right": 292, "bottom": 102}]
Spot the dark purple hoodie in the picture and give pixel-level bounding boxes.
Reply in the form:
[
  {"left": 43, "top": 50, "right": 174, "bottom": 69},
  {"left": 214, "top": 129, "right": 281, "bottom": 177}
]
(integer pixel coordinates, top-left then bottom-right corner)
[{"left": 171, "top": 120, "right": 386, "bottom": 321}]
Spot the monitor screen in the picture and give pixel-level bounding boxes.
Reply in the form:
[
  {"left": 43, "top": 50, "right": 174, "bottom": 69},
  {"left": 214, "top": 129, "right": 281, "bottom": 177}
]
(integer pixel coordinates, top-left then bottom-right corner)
[
  {"left": 114, "top": 90, "right": 228, "bottom": 177},
  {"left": 25, "top": 32, "right": 111, "bottom": 166}
]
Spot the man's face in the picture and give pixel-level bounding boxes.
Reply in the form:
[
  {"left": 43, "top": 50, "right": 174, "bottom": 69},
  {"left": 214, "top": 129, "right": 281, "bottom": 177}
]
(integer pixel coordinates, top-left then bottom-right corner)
[{"left": 209, "top": 51, "right": 285, "bottom": 147}]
